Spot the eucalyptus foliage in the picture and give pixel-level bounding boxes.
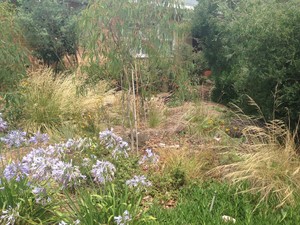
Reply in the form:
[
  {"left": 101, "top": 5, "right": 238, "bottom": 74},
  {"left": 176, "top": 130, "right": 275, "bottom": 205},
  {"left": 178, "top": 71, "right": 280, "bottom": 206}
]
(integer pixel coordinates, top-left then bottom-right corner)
[
  {"left": 79, "top": 0, "right": 189, "bottom": 92},
  {"left": 0, "top": 2, "right": 27, "bottom": 91},
  {"left": 192, "top": 0, "right": 300, "bottom": 131}
]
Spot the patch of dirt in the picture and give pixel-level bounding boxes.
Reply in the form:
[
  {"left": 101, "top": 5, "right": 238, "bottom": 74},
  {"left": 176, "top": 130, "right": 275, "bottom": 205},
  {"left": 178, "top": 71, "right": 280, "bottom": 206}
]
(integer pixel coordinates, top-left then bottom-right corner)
[{"left": 108, "top": 91, "right": 228, "bottom": 152}]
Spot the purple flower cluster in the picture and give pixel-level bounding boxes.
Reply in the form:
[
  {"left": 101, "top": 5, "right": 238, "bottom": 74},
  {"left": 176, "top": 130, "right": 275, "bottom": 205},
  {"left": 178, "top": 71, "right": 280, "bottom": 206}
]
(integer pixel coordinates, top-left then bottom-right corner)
[
  {"left": 52, "top": 160, "right": 86, "bottom": 188},
  {"left": 139, "top": 148, "right": 159, "bottom": 166},
  {"left": 114, "top": 210, "right": 132, "bottom": 225},
  {"left": 64, "top": 138, "right": 91, "bottom": 151},
  {"left": 29, "top": 132, "right": 49, "bottom": 145},
  {"left": 4, "top": 144, "right": 86, "bottom": 189},
  {"left": 99, "top": 129, "right": 130, "bottom": 159},
  {"left": 3, "top": 161, "right": 29, "bottom": 181},
  {"left": 22, "top": 147, "right": 61, "bottom": 181},
  {"left": 0, "top": 130, "right": 27, "bottom": 148},
  {"left": 32, "top": 186, "right": 51, "bottom": 205},
  {"left": 125, "top": 175, "right": 152, "bottom": 190},
  {"left": 0, "top": 113, "right": 7, "bottom": 132},
  {"left": 91, "top": 160, "right": 116, "bottom": 184}
]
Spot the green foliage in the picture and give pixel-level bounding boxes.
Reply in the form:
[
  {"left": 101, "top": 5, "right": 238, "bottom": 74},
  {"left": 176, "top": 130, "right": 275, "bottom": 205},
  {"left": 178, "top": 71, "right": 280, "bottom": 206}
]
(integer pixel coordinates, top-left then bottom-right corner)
[
  {"left": 192, "top": 0, "right": 300, "bottom": 131},
  {"left": 17, "top": 0, "right": 78, "bottom": 67},
  {"left": 149, "top": 182, "right": 300, "bottom": 224},
  {"left": 17, "top": 69, "right": 105, "bottom": 133},
  {"left": 0, "top": 178, "right": 59, "bottom": 224},
  {"left": 79, "top": 0, "right": 191, "bottom": 94},
  {"left": 63, "top": 184, "right": 154, "bottom": 224},
  {"left": 0, "top": 2, "right": 27, "bottom": 91}
]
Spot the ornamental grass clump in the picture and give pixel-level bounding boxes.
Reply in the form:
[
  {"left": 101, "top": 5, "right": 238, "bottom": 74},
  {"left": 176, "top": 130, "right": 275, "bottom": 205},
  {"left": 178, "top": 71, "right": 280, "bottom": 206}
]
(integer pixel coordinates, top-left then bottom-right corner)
[
  {"left": 212, "top": 120, "right": 300, "bottom": 207},
  {"left": 20, "top": 68, "right": 106, "bottom": 132}
]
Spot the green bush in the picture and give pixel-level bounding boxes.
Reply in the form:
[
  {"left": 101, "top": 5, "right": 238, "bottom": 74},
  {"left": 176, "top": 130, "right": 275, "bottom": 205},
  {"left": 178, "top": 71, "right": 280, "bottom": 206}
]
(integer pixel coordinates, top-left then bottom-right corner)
[
  {"left": 17, "top": 0, "right": 78, "bottom": 68},
  {"left": 192, "top": 0, "right": 300, "bottom": 132}
]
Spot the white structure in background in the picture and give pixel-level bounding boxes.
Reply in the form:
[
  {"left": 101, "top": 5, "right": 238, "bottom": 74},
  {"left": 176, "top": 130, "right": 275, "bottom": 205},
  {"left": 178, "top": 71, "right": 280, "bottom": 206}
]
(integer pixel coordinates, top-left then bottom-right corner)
[
  {"left": 132, "top": 0, "right": 198, "bottom": 59},
  {"left": 184, "top": 0, "right": 198, "bottom": 9}
]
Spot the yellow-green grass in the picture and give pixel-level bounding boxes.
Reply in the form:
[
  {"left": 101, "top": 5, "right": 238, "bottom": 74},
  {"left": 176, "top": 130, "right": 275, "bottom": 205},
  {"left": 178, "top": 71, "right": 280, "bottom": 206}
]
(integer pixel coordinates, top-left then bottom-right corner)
[{"left": 19, "top": 68, "right": 106, "bottom": 134}]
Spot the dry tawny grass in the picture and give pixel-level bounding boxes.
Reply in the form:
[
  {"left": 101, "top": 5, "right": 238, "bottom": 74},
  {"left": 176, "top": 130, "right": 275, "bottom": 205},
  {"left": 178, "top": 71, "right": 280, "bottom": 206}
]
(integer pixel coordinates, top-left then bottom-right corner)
[
  {"left": 156, "top": 146, "right": 218, "bottom": 182},
  {"left": 211, "top": 120, "right": 300, "bottom": 207},
  {"left": 21, "top": 68, "right": 107, "bottom": 132}
]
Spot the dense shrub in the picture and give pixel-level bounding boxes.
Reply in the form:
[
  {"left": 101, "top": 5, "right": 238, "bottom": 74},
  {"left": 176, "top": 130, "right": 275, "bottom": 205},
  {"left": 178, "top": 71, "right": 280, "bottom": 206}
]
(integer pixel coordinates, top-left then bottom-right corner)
[
  {"left": 192, "top": 0, "right": 300, "bottom": 132},
  {"left": 17, "top": 0, "right": 79, "bottom": 68}
]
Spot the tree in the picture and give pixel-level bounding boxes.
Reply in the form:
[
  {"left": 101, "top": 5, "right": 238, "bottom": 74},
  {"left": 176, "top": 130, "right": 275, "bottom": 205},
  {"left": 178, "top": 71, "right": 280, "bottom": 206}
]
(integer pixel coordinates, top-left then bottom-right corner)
[
  {"left": 0, "top": 2, "right": 27, "bottom": 91},
  {"left": 192, "top": 0, "right": 300, "bottom": 132},
  {"left": 78, "top": 0, "right": 190, "bottom": 93},
  {"left": 17, "top": 0, "right": 78, "bottom": 68}
]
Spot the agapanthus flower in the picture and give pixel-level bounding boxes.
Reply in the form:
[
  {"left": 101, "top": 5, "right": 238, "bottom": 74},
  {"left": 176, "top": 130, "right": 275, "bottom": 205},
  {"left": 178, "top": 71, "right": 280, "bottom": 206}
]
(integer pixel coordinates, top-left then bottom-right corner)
[
  {"left": 139, "top": 148, "right": 159, "bottom": 165},
  {"left": 29, "top": 132, "right": 49, "bottom": 145},
  {"left": 63, "top": 138, "right": 91, "bottom": 152},
  {"left": 126, "top": 175, "right": 152, "bottom": 190},
  {"left": 91, "top": 160, "right": 116, "bottom": 184},
  {"left": 0, "top": 115, "right": 8, "bottom": 132},
  {"left": 3, "top": 162, "right": 29, "bottom": 181},
  {"left": 52, "top": 160, "right": 86, "bottom": 188},
  {"left": 114, "top": 210, "right": 132, "bottom": 225},
  {"left": 22, "top": 148, "right": 59, "bottom": 181},
  {"left": 0, "top": 204, "right": 20, "bottom": 225},
  {"left": 58, "top": 220, "right": 80, "bottom": 225},
  {"left": 112, "top": 140, "right": 129, "bottom": 159},
  {"left": 59, "top": 221, "right": 68, "bottom": 225},
  {"left": 99, "top": 129, "right": 130, "bottom": 159},
  {"left": 32, "top": 186, "right": 50, "bottom": 205},
  {"left": 0, "top": 130, "right": 27, "bottom": 148}
]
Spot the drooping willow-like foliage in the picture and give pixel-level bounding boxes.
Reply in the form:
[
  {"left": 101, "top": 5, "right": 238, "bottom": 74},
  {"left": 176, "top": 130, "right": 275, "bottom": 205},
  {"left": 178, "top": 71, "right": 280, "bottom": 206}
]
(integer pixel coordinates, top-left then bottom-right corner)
[
  {"left": 79, "top": 0, "right": 189, "bottom": 91},
  {"left": 0, "top": 2, "right": 28, "bottom": 91}
]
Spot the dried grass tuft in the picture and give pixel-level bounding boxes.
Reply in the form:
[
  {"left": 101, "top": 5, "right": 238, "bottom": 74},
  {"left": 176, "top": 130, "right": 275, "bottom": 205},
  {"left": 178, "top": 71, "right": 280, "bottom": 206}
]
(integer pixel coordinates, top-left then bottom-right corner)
[
  {"left": 20, "top": 68, "right": 107, "bottom": 132},
  {"left": 211, "top": 120, "right": 300, "bottom": 207}
]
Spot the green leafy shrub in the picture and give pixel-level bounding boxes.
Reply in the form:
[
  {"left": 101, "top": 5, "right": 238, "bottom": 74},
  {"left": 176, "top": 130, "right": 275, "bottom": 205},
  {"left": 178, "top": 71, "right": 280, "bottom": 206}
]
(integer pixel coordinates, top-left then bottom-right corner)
[
  {"left": 17, "top": 0, "right": 78, "bottom": 68},
  {"left": 192, "top": 0, "right": 300, "bottom": 132}
]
